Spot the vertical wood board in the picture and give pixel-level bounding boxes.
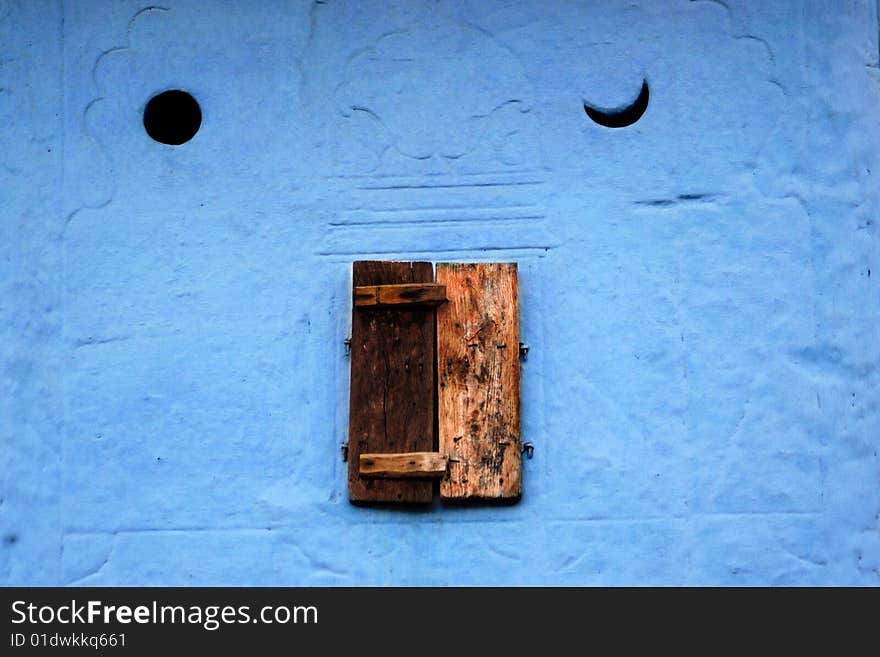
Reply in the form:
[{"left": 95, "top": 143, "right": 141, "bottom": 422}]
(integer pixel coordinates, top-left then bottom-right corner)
[
  {"left": 436, "top": 263, "right": 521, "bottom": 500},
  {"left": 348, "top": 261, "right": 436, "bottom": 503}
]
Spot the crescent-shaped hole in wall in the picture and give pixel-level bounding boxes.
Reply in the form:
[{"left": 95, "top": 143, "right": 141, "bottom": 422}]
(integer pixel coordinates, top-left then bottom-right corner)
[
  {"left": 583, "top": 80, "right": 649, "bottom": 128},
  {"left": 143, "top": 90, "right": 202, "bottom": 145}
]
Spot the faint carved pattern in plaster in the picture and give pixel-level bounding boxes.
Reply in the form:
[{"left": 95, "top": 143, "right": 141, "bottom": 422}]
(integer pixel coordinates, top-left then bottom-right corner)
[{"left": 335, "top": 15, "right": 537, "bottom": 174}]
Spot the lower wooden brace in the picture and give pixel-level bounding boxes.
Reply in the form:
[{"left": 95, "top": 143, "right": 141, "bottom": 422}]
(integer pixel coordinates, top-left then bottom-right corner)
[{"left": 359, "top": 452, "right": 449, "bottom": 479}]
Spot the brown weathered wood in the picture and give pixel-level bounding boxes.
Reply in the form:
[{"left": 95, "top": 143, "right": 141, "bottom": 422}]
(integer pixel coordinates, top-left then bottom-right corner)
[
  {"left": 359, "top": 452, "right": 448, "bottom": 479},
  {"left": 348, "top": 261, "right": 436, "bottom": 503},
  {"left": 436, "top": 263, "right": 521, "bottom": 500},
  {"left": 354, "top": 283, "right": 447, "bottom": 309}
]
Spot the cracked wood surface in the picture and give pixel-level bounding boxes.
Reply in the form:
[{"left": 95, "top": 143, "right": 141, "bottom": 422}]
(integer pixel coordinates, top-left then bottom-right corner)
[
  {"left": 348, "top": 261, "right": 436, "bottom": 503},
  {"left": 437, "top": 263, "right": 521, "bottom": 500}
]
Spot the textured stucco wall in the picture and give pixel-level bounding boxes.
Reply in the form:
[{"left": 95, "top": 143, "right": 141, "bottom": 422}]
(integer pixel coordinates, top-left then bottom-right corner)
[{"left": 1, "top": 0, "right": 878, "bottom": 585}]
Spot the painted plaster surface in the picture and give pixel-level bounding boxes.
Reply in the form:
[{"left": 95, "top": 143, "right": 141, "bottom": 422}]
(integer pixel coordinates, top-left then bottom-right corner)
[{"left": 1, "top": 0, "right": 878, "bottom": 585}]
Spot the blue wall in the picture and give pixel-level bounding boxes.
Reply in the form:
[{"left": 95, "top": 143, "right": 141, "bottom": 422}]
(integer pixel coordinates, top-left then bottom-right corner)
[{"left": 2, "top": 0, "right": 878, "bottom": 585}]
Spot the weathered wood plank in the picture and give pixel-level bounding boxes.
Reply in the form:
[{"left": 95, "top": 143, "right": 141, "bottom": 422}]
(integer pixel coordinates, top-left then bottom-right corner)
[
  {"left": 359, "top": 452, "right": 448, "bottom": 479},
  {"left": 348, "top": 261, "right": 436, "bottom": 503},
  {"left": 436, "top": 263, "right": 521, "bottom": 500},
  {"left": 354, "top": 283, "right": 447, "bottom": 309}
]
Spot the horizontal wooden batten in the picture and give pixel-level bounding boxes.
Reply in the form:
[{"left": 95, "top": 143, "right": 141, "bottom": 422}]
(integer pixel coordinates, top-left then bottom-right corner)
[
  {"left": 354, "top": 283, "right": 448, "bottom": 309},
  {"left": 359, "top": 452, "right": 449, "bottom": 479}
]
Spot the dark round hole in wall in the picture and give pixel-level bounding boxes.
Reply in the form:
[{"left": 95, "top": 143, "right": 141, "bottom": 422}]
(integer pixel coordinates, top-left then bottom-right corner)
[{"left": 143, "top": 90, "right": 201, "bottom": 145}]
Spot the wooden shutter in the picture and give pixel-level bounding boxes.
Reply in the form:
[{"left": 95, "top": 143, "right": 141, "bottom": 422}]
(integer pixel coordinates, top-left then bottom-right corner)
[
  {"left": 437, "top": 263, "right": 521, "bottom": 500},
  {"left": 347, "top": 261, "right": 522, "bottom": 503}
]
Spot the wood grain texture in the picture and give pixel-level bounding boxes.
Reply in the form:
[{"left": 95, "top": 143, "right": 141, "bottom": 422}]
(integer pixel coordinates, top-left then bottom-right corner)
[
  {"left": 354, "top": 283, "right": 447, "bottom": 309},
  {"left": 436, "top": 263, "right": 521, "bottom": 500},
  {"left": 359, "top": 452, "right": 448, "bottom": 479},
  {"left": 348, "top": 261, "right": 436, "bottom": 503}
]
